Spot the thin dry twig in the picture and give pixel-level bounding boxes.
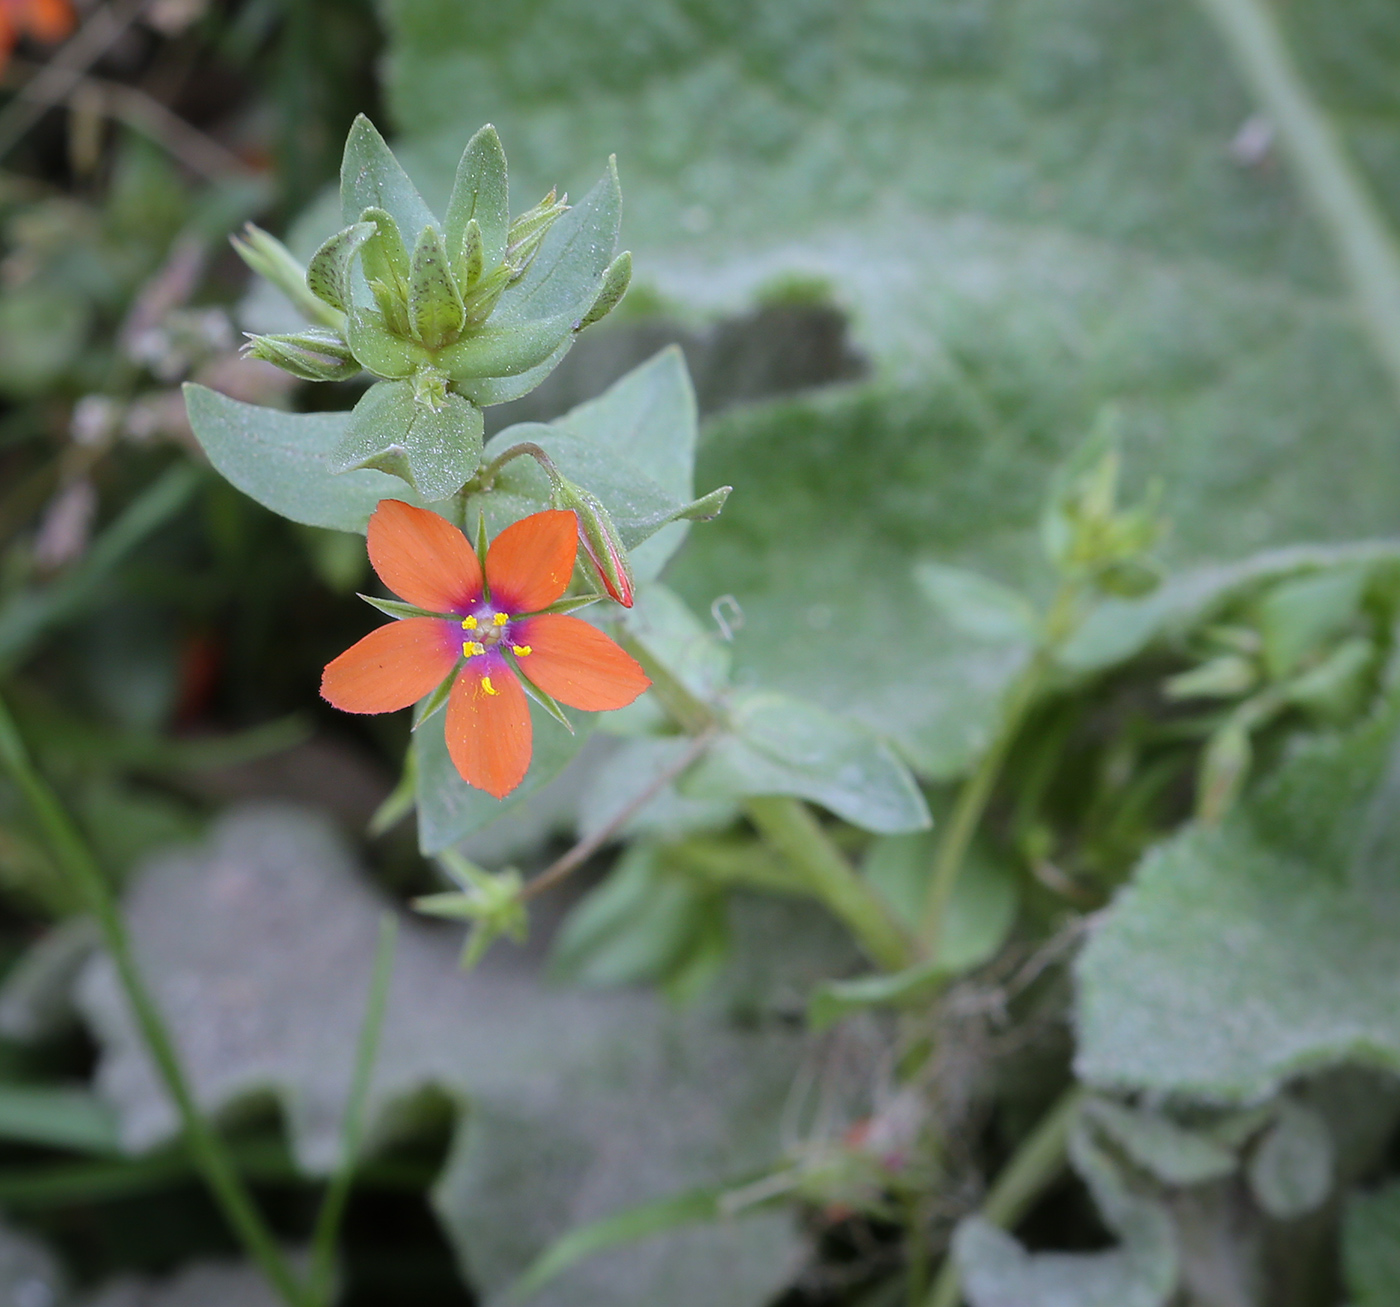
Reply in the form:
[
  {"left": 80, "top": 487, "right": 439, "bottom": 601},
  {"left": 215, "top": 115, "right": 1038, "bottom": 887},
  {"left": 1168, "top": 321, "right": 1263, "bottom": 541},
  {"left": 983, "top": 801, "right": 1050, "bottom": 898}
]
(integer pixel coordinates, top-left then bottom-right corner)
[{"left": 518, "top": 727, "right": 718, "bottom": 902}]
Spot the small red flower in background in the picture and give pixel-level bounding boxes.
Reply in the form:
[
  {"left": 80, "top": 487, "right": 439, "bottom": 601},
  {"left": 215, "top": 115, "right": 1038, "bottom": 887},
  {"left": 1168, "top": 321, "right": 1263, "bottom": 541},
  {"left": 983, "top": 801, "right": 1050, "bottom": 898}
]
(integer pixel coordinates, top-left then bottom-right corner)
[
  {"left": 0, "top": 0, "right": 75, "bottom": 74},
  {"left": 322, "top": 500, "right": 650, "bottom": 799}
]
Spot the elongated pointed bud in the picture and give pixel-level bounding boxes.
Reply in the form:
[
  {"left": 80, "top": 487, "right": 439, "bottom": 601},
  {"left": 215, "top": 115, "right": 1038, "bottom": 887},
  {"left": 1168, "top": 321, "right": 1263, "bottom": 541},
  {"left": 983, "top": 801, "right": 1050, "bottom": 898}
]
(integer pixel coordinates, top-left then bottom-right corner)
[
  {"left": 505, "top": 187, "right": 569, "bottom": 278},
  {"left": 244, "top": 328, "right": 361, "bottom": 381},
  {"left": 549, "top": 477, "right": 635, "bottom": 607},
  {"left": 230, "top": 224, "right": 342, "bottom": 329},
  {"left": 460, "top": 217, "right": 484, "bottom": 290},
  {"left": 578, "top": 251, "right": 632, "bottom": 329}
]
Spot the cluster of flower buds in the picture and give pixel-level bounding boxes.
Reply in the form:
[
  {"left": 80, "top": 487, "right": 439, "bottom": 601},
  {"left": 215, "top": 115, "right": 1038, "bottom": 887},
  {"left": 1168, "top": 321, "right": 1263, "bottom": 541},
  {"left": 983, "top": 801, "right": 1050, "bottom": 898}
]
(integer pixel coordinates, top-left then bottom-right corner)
[
  {"left": 1041, "top": 411, "right": 1162, "bottom": 599},
  {"left": 228, "top": 117, "right": 630, "bottom": 503}
]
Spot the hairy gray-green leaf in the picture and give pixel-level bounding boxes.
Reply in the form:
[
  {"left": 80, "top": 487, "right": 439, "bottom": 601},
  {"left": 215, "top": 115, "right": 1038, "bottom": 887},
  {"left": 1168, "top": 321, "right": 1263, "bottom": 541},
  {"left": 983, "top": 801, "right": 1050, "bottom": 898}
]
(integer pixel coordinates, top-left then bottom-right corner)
[
  {"left": 1074, "top": 704, "right": 1400, "bottom": 1101},
  {"left": 334, "top": 379, "right": 483, "bottom": 502},
  {"left": 1080, "top": 1098, "right": 1238, "bottom": 1187},
  {"left": 1246, "top": 1100, "right": 1334, "bottom": 1220},
  {"left": 184, "top": 385, "right": 417, "bottom": 532},
  {"left": 75, "top": 805, "right": 807, "bottom": 1307}
]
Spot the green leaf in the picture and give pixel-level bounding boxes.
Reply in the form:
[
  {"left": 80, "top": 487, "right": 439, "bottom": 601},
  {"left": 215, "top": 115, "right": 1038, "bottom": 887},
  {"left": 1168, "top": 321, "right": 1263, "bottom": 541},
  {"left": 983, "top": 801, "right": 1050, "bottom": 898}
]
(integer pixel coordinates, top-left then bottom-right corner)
[
  {"left": 914, "top": 563, "right": 1039, "bottom": 644},
  {"left": 345, "top": 304, "right": 424, "bottom": 377},
  {"left": 574, "top": 736, "right": 736, "bottom": 843},
  {"left": 184, "top": 385, "right": 419, "bottom": 532},
  {"left": 0, "top": 1083, "right": 120, "bottom": 1155},
  {"left": 808, "top": 957, "right": 948, "bottom": 1032},
  {"left": 413, "top": 695, "right": 594, "bottom": 853},
  {"left": 436, "top": 312, "right": 576, "bottom": 380},
  {"left": 863, "top": 829, "right": 1016, "bottom": 968},
  {"left": 954, "top": 1120, "right": 1176, "bottom": 1307},
  {"left": 1246, "top": 1100, "right": 1333, "bottom": 1220},
  {"left": 305, "top": 221, "right": 376, "bottom": 313},
  {"left": 1256, "top": 565, "right": 1368, "bottom": 680},
  {"left": 1344, "top": 1178, "right": 1400, "bottom": 1307},
  {"left": 1074, "top": 701, "right": 1400, "bottom": 1101},
  {"left": 409, "top": 225, "right": 466, "bottom": 348},
  {"left": 683, "top": 691, "right": 931, "bottom": 835},
  {"left": 334, "top": 379, "right": 484, "bottom": 502},
  {"left": 445, "top": 123, "right": 509, "bottom": 272},
  {"left": 493, "top": 159, "right": 621, "bottom": 327},
  {"left": 1079, "top": 1097, "right": 1239, "bottom": 1187},
  {"left": 340, "top": 114, "right": 436, "bottom": 243}
]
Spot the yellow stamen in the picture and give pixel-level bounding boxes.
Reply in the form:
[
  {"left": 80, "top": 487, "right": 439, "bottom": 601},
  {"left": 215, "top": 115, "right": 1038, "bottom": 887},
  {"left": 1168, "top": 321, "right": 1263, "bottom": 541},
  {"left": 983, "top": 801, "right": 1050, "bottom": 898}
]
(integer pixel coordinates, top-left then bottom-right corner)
[
  {"left": 462, "top": 640, "right": 485, "bottom": 657},
  {"left": 481, "top": 676, "right": 499, "bottom": 696},
  {"left": 461, "top": 615, "right": 477, "bottom": 630},
  {"left": 492, "top": 612, "right": 509, "bottom": 627},
  {"left": 511, "top": 644, "right": 532, "bottom": 657}
]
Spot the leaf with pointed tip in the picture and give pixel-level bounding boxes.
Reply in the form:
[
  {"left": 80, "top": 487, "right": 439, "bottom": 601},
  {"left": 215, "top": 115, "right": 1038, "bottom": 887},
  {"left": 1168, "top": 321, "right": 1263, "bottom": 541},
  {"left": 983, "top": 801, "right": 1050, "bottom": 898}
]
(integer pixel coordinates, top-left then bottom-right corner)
[
  {"left": 578, "top": 251, "right": 632, "bottom": 330},
  {"left": 493, "top": 161, "right": 621, "bottom": 328},
  {"left": 334, "top": 380, "right": 484, "bottom": 503},
  {"left": 183, "top": 385, "right": 418, "bottom": 532},
  {"left": 410, "top": 226, "right": 466, "bottom": 349},
  {"left": 445, "top": 123, "right": 509, "bottom": 272},
  {"left": 436, "top": 313, "right": 576, "bottom": 380},
  {"left": 340, "top": 114, "right": 435, "bottom": 243},
  {"left": 306, "top": 222, "right": 376, "bottom": 314}
]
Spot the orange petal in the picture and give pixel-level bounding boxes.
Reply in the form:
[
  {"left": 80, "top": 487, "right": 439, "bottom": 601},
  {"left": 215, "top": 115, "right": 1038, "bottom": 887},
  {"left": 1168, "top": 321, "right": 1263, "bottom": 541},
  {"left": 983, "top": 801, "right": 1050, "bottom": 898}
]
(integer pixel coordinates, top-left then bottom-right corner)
[
  {"left": 27, "top": 0, "right": 74, "bottom": 40},
  {"left": 485, "top": 510, "right": 577, "bottom": 614},
  {"left": 512, "top": 614, "right": 651, "bottom": 711},
  {"left": 445, "top": 663, "right": 533, "bottom": 798},
  {"left": 367, "top": 500, "right": 483, "bottom": 613},
  {"left": 321, "top": 618, "right": 458, "bottom": 714}
]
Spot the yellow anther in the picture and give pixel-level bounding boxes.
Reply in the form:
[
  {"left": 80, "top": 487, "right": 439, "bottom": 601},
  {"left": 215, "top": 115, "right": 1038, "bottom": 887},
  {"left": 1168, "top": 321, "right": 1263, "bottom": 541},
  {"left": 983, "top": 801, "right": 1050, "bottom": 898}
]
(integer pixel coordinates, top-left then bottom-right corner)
[
  {"left": 461, "top": 615, "right": 477, "bottom": 630},
  {"left": 462, "top": 640, "right": 485, "bottom": 658},
  {"left": 492, "top": 612, "right": 509, "bottom": 627},
  {"left": 511, "top": 644, "right": 532, "bottom": 657},
  {"left": 481, "top": 676, "right": 499, "bottom": 696}
]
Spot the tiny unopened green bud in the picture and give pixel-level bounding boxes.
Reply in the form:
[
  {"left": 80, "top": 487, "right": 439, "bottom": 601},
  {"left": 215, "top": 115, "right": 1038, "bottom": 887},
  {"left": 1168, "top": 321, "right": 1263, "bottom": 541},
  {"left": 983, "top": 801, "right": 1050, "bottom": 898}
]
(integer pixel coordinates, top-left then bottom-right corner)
[
  {"left": 244, "top": 328, "right": 360, "bottom": 381},
  {"left": 578, "top": 251, "right": 632, "bottom": 329},
  {"left": 505, "top": 187, "right": 569, "bottom": 276},
  {"left": 461, "top": 262, "right": 511, "bottom": 327},
  {"left": 1094, "top": 557, "right": 1160, "bottom": 598},
  {"left": 1164, "top": 654, "right": 1257, "bottom": 701},
  {"left": 460, "top": 217, "right": 484, "bottom": 289},
  {"left": 231, "top": 224, "right": 341, "bottom": 329},
  {"left": 550, "top": 478, "right": 635, "bottom": 607},
  {"left": 412, "top": 365, "right": 449, "bottom": 412},
  {"left": 359, "top": 207, "right": 413, "bottom": 337}
]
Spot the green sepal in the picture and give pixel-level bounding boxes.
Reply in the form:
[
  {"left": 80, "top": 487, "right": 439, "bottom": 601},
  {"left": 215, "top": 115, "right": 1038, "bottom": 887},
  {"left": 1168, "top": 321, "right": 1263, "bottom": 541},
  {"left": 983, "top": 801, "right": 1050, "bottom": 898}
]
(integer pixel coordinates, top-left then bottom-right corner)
[
  {"left": 445, "top": 123, "right": 509, "bottom": 274},
  {"left": 333, "top": 379, "right": 484, "bottom": 502},
  {"left": 244, "top": 328, "right": 361, "bottom": 382},
  {"left": 358, "top": 594, "right": 452, "bottom": 621},
  {"left": 230, "top": 223, "right": 342, "bottom": 329},
  {"left": 358, "top": 207, "right": 412, "bottom": 335},
  {"left": 345, "top": 306, "right": 425, "bottom": 379},
  {"left": 541, "top": 593, "right": 605, "bottom": 615},
  {"left": 410, "top": 225, "right": 466, "bottom": 349},
  {"left": 340, "top": 113, "right": 435, "bottom": 241},
  {"left": 511, "top": 659, "right": 575, "bottom": 733},
  {"left": 436, "top": 313, "right": 576, "bottom": 381},
  {"left": 459, "top": 219, "right": 484, "bottom": 290},
  {"left": 577, "top": 250, "right": 632, "bottom": 329},
  {"left": 305, "top": 222, "right": 376, "bottom": 314},
  {"left": 505, "top": 187, "right": 569, "bottom": 275},
  {"left": 461, "top": 261, "right": 512, "bottom": 327},
  {"left": 413, "top": 666, "right": 459, "bottom": 730}
]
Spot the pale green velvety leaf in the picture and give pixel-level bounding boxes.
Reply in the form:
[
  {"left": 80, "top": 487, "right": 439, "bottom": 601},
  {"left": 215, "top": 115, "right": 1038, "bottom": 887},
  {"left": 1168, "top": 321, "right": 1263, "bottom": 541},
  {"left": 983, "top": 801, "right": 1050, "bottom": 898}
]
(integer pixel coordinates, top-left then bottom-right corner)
[
  {"left": 1344, "top": 1179, "right": 1400, "bottom": 1307},
  {"left": 1080, "top": 1097, "right": 1238, "bottom": 1188},
  {"left": 683, "top": 691, "right": 931, "bottom": 834},
  {"left": 74, "top": 805, "right": 808, "bottom": 1307},
  {"left": 380, "top": 0, "right": 1400, "bottom": 779},
  {"left": 414, "top": 696, "right": 594, "bottom": 853},
  {"left": 1074, "top": 704, "right": 1400, "bottom": 1102},
  {"left": 954, "top": 1123, "right": 1176, "bottom": 1307},
  {"left": 183, "top": 385, "right": 420, "bottom": 532}
]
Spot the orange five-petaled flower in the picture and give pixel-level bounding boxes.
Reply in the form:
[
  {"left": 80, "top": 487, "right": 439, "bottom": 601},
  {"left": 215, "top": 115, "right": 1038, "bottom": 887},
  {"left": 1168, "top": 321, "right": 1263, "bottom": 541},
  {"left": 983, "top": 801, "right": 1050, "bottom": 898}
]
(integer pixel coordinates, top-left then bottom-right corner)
[
  {"left": 0, "top": 0, "right": 74, "bottom": 75},
  {"left": 322, "top": 500, "right": 650, "bottom": 799}
]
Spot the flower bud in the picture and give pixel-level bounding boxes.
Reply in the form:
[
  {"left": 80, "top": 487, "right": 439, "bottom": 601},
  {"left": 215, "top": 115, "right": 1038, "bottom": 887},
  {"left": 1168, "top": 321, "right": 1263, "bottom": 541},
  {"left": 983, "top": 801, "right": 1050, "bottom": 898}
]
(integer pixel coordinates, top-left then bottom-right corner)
[
  {"left": 550, "top": 477, "right": 635, "bottom": 607},
  {"left": 244, "top": 328, "right": 361, "bottom": 382},
  {"left": 231, "top": 224, "right": 343, "bottom": 329}
]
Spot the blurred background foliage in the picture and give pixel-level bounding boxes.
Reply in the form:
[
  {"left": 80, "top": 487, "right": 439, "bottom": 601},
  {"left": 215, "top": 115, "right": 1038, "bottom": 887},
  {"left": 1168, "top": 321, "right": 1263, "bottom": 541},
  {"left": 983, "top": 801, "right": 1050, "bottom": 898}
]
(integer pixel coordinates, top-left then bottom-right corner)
[{"left": 2, "top": 1, "right": 1400, "bottom": 1305}]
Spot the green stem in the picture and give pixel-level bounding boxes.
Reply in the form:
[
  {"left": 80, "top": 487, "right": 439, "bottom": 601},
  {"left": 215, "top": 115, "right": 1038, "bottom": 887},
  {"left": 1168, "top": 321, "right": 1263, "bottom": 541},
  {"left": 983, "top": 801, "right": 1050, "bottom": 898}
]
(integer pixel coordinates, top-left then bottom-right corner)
[
  {"left": 0, "top": 695, "right": 307, "bottom": 1307},
  {"left": 745, "top": 796, "right": 916, "bottom": 971},
  {"left": 919, "top": 584, "right": 1078, "bottom": 954},
  {"left": 1197, "top": 0, "right": 1400, "bottom": 413},
  {"left": 923, "top": 1086, "right": 1084, "bottom": 1307},
  {"left": 308, "top": 914, "right": 397, "bottom": 1307}
]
